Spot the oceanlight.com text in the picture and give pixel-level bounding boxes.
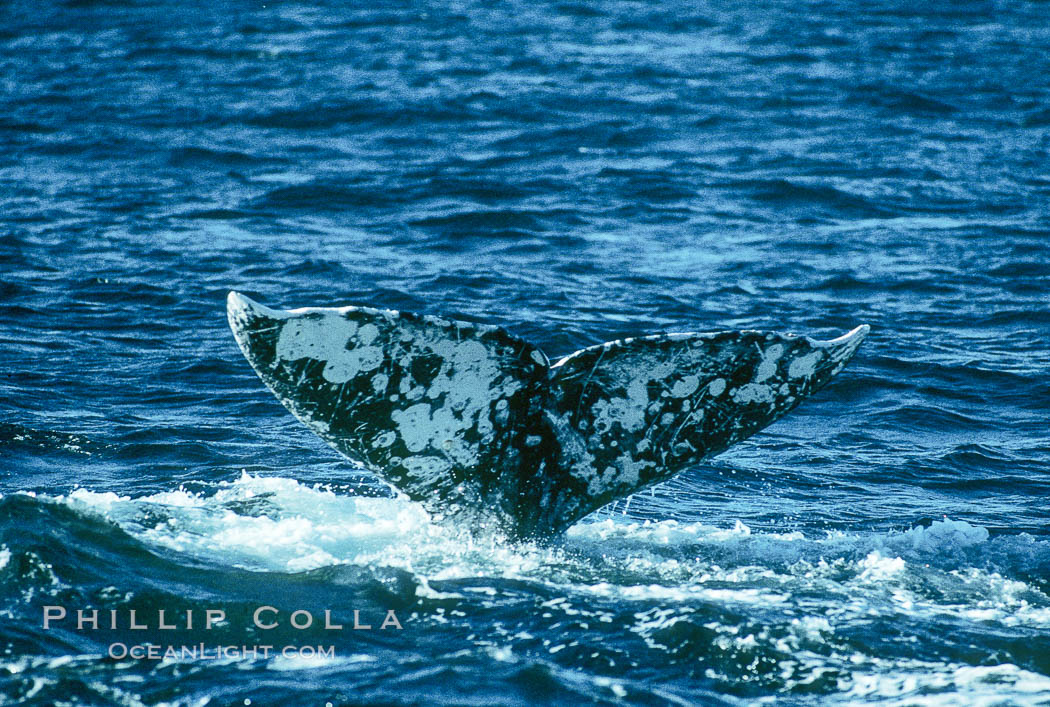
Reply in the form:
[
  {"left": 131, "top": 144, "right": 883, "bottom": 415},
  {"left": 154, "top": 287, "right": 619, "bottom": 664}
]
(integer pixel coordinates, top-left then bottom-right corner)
[{"left": 108, "top": 643, "right": 337, "bottom": 661}]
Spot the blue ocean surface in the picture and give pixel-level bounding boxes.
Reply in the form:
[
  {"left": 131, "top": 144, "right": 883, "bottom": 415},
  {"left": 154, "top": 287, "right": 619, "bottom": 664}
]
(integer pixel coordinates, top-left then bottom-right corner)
[{"left": 2, "top": 0, "right": 1049, "bottom": 704}]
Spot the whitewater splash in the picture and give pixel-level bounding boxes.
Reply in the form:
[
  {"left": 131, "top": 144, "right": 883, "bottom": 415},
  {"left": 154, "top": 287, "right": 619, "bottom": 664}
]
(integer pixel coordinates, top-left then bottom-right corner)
[
  {"left": 50, "top": 472, "right": 1048, "bottom": 613},
  {"left": 1, "top": 473, "right": 1048, "bottom": 704}
]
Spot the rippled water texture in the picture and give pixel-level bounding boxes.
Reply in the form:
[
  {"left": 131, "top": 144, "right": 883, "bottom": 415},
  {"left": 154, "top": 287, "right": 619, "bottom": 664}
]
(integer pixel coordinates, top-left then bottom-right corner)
[{"left": 2, "top": 0, "right": 1049, "bottom": 704}]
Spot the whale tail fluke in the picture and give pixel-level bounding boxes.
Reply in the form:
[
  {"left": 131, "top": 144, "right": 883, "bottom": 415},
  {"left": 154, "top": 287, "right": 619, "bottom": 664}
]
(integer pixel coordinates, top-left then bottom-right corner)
[{"left": 227, "top": 292, "right": 867, "bottom": 538}]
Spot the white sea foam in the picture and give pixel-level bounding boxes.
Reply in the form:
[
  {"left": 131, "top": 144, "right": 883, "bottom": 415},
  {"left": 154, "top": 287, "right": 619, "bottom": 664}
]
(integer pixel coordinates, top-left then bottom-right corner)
[
  {"left": 66, "top": 473, "right": 435, "bottom": 574},
  {"left": 46, "top": 474, "right": 1050, "bottom": 701},
  {"left": 55, "top": 475, "right": 1050, "bottom": 641},
  {"left": 837, "top": 660, "right": 1050, "bottom": 705}
]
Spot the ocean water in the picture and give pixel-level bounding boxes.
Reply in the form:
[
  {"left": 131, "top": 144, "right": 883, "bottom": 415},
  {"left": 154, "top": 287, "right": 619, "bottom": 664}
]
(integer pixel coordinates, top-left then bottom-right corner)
[{"left": 2, "top": 0, "right": 1049, "bottom": 704}]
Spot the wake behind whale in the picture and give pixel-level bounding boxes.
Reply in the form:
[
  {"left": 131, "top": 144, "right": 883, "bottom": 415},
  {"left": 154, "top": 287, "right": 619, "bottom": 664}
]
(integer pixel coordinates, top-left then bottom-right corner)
[{"left": 227, "top": 292, "right": 867, "bottom": 539}]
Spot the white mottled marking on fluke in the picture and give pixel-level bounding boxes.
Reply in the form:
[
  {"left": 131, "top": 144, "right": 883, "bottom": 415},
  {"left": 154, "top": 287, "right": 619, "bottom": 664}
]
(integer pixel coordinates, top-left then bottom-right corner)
[
  {"left": 276, "top": 314, "right": 385, "bottom": 384},
  {"left": 732, "top": 383, "right": 775, "bottom": 404},
  {"left": 671, "top": 375, "right": 700, "bottom": 398},
  {"left": 755, "top": 343, "right": 784, "bottom": 382}
]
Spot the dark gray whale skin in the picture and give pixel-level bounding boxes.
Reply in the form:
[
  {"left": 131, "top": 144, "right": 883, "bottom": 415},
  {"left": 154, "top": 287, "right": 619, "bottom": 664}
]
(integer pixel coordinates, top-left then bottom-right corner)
[{"left": 228, "top": 292, "right": 867, "bottom": 540}]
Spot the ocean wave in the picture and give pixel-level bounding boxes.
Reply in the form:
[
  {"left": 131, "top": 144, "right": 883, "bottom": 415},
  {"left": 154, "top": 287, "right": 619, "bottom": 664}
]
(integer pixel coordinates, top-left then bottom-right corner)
[
  {"left": 0, "top": 423, "right": 99, "bottom": 457},
  {"left": 723, "top": 178, "right": 896, "bottom": 219},
  {"left": 1, "top": 473, "right": 1048, "bottom": 702},
  {"left": 9, "top": 474, "right": 1041, "bottom": 606}
]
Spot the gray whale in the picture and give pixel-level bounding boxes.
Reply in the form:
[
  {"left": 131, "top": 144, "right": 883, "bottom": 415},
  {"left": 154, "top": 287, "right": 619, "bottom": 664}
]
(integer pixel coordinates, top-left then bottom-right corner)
[{"left": 227, "top": 292, "right": 867, "bottom": 539}]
